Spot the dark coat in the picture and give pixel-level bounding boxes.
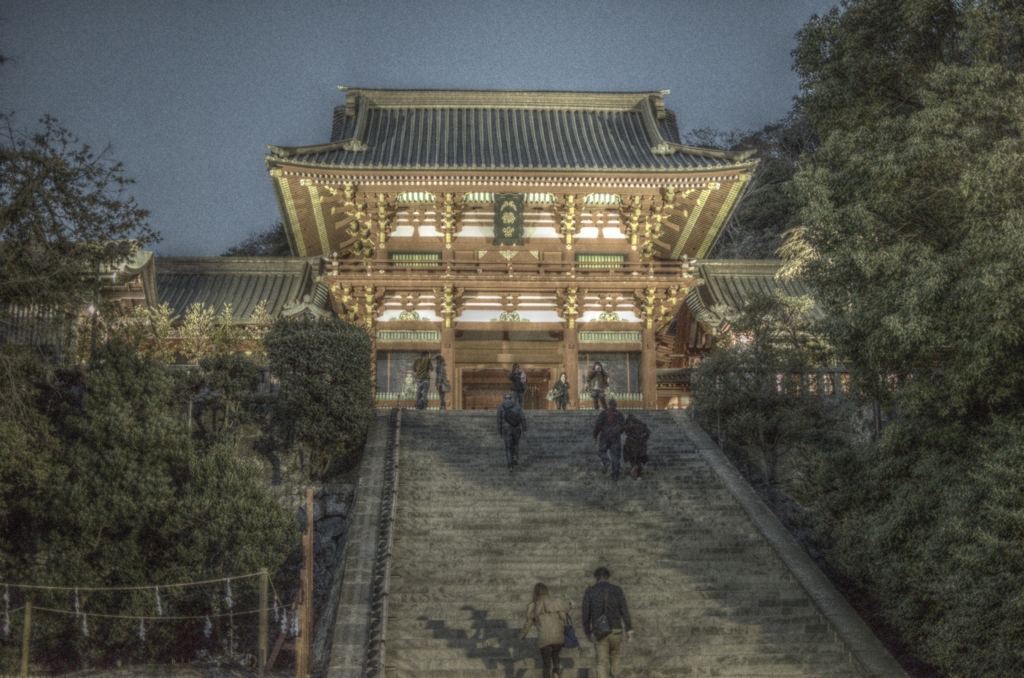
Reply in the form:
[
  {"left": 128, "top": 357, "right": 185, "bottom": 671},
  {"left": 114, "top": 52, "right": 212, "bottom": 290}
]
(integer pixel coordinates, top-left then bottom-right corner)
[
  {"left": 582, "top": 580, "right": 632, "bottom": 635},
  {"left": 623, "top": 415, "right": 651, "bottom": 465},
  {"left": 435, "top": 361, "right": 448, "bottom": 390},
  {"left": 586, "top": 368, "right": 609, "bottom": 391},
  {"left": 593, "top": 408, "right": 626, "bottom": 442},
  {"left": 497, "top": 399, "right": 527, "bottom": 433},
  {"left": 551, "top": 379, "right": 570, "bottom": 405},
  {"left": 510, "top": 368, "right": 527, "bottom": 392},
  {"left": 413, "top": 355, "right": 432, "bottom": 380}
]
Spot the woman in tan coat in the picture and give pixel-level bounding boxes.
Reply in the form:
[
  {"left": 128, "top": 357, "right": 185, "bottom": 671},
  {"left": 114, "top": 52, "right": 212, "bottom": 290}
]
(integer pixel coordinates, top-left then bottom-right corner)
[{"left": 520, "top": 582, "right": 569, "bottom": 678}]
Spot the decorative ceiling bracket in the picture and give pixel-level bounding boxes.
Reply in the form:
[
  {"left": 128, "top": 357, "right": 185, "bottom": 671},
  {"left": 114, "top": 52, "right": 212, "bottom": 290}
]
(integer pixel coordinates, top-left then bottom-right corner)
[
  {"left": 333, "top": 283, "right": 384, "bottom": 329},
  {"left": 326, "top": 182, "right": 374, "bottom": 259},
  {"left": 554, "top": 194, "right": 579, "bottom": 250},
  {"left": 557, "top": 286, "right": 583, "bottom": 328},
  {"left": 434, "top": 284, "right": 464, "bottom": 328},
  {"left": 618, "top": 195, "right": 648, "bottom": 252},
  {"left": 370, "top": 193, "right": 397, "bottom": 250},
  {"left": 437, "top": 193, "right": 463, "bottom": 249}
]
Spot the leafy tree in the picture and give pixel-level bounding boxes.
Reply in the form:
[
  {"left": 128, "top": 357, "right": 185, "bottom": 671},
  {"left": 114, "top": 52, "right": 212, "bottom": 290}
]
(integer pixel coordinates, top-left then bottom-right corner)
[
  {"left": 691, "top": 291, "right": 831, "bottom": 485},
  {"left": 784, "top": 2, "right": 1024, "bottom": 675},
  {"left": 0, "top": 114, "right": 157, "bottom": 321},
  {"left": 179, "top": 303, "right": 215, "bottom": 363},
  {"left": 221, "top": 222, "right": 291, "bottom": 257},
  {"left": 175, "top": 353, "right": 265, "bottom": 443},
  {"left": 1, "top": 115, "right": 158, "bottom": 405},
  {"left": 261, "top": 317, "right": 374, "bottom": 482},
  {"left": 0, "top": 342, "right": 295, "bottom": 671},
  {"left": 682, "top": 113, "right": 818, "bottom": 259},
  {"left": 244, "top": 299, "right": 273, "bottom": 363},
  {"left": 117, "top": 302, "right": 176, "bottom": 363}
]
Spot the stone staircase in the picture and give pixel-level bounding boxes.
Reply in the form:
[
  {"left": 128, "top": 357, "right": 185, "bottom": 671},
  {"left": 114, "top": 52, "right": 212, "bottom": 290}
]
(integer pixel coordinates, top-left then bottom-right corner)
[{"left": 383, "top": 410, "right": 867, "bottom": 677}]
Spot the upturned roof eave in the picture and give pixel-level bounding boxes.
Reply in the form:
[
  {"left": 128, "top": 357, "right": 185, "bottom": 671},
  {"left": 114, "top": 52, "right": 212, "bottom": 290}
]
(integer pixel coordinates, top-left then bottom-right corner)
[{"left": 263, "top": 154, "right": 759, "bottom": 176}]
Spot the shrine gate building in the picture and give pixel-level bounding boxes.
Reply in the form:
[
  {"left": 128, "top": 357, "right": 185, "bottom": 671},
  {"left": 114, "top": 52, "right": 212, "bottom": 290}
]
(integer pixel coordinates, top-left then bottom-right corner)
[{"left": 264, "top": 88, "right": 757, "bottom": 410}]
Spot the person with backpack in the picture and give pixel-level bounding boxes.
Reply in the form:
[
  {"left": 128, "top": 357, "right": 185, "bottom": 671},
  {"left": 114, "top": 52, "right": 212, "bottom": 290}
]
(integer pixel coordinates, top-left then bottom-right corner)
[
  {"left": 581, "top": 567, "right": 633, "bottom": 678},
  {"left": 622, "top": 413, "right": 651, "bottom": 480},
  {"left": 519, "top": 582, "right": 570, "bottom": 678},
  {"left": 585, "top": 362, "right": 610, "bottom": 410},
  {"left": 413, "top": 350, "right": 432, "bottom": 410},
  {"left": 593, "top": 398, "right": 626, "bottom": 480},
  {"left": 497, "top": 392, "right": 527, "bottom": 473},
  {"left": 509, "top": 363, "right": 528, "bottom": 406}
]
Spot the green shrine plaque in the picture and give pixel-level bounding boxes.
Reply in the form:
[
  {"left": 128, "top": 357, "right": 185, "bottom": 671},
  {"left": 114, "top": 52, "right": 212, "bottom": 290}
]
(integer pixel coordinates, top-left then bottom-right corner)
[{"left": 493, "top": 193, "right": 524, "bottom": 246}]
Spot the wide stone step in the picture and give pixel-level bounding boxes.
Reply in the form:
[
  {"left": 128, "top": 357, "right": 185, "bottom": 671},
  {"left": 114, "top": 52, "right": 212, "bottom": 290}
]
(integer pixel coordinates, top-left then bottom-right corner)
[
  {"left": 371, "top": 411, "right": 873, "bottom": 677},
  {"left": 386, "top": 619, "right": 837, "bottom": 640},
  {"left": 385, "top": 661, "right": 864, "bottom": 678},
  {"left": 386, "top": 672, "right": 862, "bottom": 678}
]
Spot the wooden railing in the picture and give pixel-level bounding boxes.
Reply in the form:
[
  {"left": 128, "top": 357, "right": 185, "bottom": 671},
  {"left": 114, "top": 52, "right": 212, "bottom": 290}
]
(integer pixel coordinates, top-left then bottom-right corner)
[{"left": 320, "top": 258, "right": 693, "bottom": 279}]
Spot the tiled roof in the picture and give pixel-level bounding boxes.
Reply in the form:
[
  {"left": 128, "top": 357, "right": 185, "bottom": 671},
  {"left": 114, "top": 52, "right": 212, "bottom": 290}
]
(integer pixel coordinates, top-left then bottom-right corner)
[
  {"left": 686, "top": 260, "right": 823, "bottom": 330},
  {"left": 155, "top": 258, "right": 318, "bottom": 322},
  {"left": 267, "top": 89, "right": 753, "bottom": 172}
]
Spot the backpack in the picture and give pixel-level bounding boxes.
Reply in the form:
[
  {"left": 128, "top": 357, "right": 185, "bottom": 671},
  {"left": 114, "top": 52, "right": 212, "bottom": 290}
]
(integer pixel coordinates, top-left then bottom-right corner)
[{"left": 503, "top": 402, "right": 524, "bottom": 427}]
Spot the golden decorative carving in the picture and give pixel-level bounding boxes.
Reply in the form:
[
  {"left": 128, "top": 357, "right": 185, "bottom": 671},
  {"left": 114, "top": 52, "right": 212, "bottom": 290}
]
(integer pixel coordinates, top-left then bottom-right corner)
[
  {"left": 372, "top": 193, "right": 397, "bottom": 249},
  {"left": 559, "top": 286, "right": 580, "bottom": 328},
  {"left": 332, "top": 283, "right": 382, "bottom": 329},
  {"left": 619, "top": 195, "right": 645, "bottom": 251},
  {"left": 635, "top": 286, "right": 658, "bottom": 329},
  {"left": 437, "top": 193, "right": 460, "bottom": 249},
  {"left": 554, "top": 194, "right": 578, "bottom": 250},
  {"left": 436, "top": 284, "right": 462, "bottom": 328},
  {"left": 326, "top": 182, "right": 375, "bottom": 259}
]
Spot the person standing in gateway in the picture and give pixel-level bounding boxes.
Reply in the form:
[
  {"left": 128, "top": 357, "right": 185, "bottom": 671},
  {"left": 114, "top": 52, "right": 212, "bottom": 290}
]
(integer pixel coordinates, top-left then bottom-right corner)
[
  {"left": 413, "top": 350, "right": 431, "bottom": 410},
  {"left": 434, "top": 354, "right": 450, "bottom": 410},
  {"left": 586, "top": 361, "right": 610, "bottom": 410},
  {"left": 582, "top": 567, "right": 634, "bottom": 678},
  {"left": 509, "top": 363, "right": 528, "bottom": 406}
]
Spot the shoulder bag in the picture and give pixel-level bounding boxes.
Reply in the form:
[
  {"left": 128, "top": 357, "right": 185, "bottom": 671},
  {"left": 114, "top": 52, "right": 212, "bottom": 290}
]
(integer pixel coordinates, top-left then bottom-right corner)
[
  {"left": 563, "top": 611, "right": 580, "bottom": 649},
  {"left": 592, "top": 588, "right": 612, "bottom": 641}
]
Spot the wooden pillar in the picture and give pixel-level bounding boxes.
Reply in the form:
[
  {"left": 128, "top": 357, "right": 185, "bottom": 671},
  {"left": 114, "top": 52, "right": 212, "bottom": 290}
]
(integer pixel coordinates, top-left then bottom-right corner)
[
  {"left": 258, "top": 568, "right": 269, "bottom": 677},
  {"left": 564, "top": 325, "right": 579, "bottom": 409},
  {"left": 21, "top": 601, "right": 31, "bottom": 678},
  {"left": 673, "top": 309, "right": 691, "bottom": 368},
  {"left": 641, "top": 327, "right": 658, "bottom": 410},
  {"left": 441, "top": 325, "right": 456, "bottom": 409},
  {"left": 298, "top": 488, "right": 314, "bottom": 678}
]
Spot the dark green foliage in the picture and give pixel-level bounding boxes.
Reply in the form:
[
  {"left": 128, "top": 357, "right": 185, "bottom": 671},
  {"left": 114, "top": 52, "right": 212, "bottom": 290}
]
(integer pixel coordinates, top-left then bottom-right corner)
[
  {"left": 691, "top": 291, "right": 831, "bottom": 485},
  {"left": 174, "top": 354, "right": 265, "bottom": 441},
  {"left": 262, "top": 317, "right": 374, "bottom": 480},
  {"left": 683, "top": 113, "right": 818, "bottom": 259},
  {"left": 0, "top": 115, "right": 157, "bottom": 312},
  {"left": 221, "top": 222, "right": 291, "bottom": 257},
  {"left": 0, "top": 342, "right": 296, "bottom": 671},
  {"left": 786, "top": 2, "right": 1024, "bottom": 675}
]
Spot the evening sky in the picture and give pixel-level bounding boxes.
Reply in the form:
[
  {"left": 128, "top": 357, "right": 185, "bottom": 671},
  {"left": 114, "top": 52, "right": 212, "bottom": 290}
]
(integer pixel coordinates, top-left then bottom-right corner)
[{"left": 2, "top": 0, "right": 838, "bottom": 256}]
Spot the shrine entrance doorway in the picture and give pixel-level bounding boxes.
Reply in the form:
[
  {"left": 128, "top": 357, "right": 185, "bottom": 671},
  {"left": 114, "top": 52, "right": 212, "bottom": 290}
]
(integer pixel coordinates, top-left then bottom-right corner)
[{"left": 460, "top": 368, "right": 551, "bottom": 410}]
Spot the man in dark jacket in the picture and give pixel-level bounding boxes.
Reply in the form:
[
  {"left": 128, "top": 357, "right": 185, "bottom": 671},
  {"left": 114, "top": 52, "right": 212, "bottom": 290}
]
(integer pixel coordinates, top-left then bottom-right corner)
[
  {"left": 413, "top": 351, "right": 431, "bottom": 410},
  {"left": 497, "top": 393, "right": 527, "bottom": 473},
  {"left": 509, "top": 363, "right": 527, "bottom": 406},
  {"left": 593, "top": 398, "right": 626, "bottom": 480},
  {"left": 582, "top": 567, "right": 633, "bottom": 678},
  {"left": 622, "top": 413, "right": 651, "bottom": 480}
]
